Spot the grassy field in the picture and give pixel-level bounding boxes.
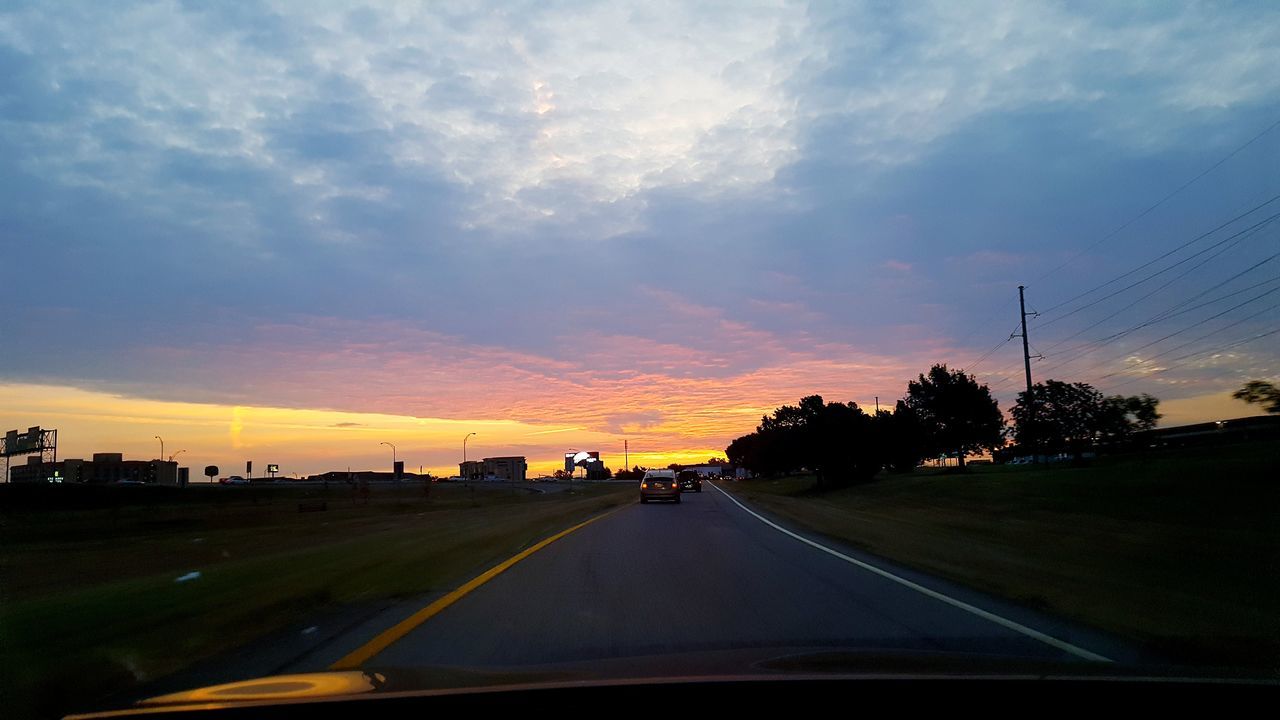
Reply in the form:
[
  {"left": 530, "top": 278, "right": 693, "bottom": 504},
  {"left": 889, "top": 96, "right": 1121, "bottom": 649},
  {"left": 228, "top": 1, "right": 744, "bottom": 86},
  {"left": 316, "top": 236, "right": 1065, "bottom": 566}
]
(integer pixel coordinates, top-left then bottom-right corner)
[
  {"left": 719, "top": 440, "right": 1280, "bottom": 671},
  {"left": 0, "top": 481, "right": 633, "bottom": 718}
]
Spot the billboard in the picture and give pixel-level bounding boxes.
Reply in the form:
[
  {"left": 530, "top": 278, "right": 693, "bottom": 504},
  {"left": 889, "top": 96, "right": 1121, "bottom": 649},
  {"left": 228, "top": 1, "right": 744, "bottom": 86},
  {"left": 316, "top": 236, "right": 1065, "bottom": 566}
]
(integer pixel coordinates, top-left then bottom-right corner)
[
  {"left": 3, "top": 425, "right": 50, "bottom": 453},
  {"left": 570, "top": 451, "right": 602, "bottom": 467},
  {"left": 3, "top": 427, "right": 46, "bottom": 457}
]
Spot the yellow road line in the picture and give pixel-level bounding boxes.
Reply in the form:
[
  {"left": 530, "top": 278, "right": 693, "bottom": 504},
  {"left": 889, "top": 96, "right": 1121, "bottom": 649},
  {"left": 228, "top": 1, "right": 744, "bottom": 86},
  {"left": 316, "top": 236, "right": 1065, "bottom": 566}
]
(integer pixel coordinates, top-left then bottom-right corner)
[{"left": 329, "top": 504, "right": 627, "bottom": 670}]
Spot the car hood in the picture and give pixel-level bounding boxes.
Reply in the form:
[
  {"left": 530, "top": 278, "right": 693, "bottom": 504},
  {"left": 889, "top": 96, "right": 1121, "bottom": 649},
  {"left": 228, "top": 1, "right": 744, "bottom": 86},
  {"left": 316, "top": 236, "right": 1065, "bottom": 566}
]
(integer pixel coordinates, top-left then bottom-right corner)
[{"left": 68, "top": 645, "right": 1276, "bottom": 717}]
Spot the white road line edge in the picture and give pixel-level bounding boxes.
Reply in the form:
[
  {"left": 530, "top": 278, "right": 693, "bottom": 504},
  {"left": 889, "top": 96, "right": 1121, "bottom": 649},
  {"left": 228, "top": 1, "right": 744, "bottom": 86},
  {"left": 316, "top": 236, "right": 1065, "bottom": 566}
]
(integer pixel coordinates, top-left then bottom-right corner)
[{"left": 708, "top": 481, "right": 1113, "bottom": 663}]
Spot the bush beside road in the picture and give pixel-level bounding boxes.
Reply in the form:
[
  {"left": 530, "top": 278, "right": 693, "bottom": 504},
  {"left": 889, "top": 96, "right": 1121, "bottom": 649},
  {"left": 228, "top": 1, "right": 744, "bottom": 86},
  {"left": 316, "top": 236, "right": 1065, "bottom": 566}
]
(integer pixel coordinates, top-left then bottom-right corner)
[{"left": 717, "top": 439, "right": 1279, "bottom": 669}]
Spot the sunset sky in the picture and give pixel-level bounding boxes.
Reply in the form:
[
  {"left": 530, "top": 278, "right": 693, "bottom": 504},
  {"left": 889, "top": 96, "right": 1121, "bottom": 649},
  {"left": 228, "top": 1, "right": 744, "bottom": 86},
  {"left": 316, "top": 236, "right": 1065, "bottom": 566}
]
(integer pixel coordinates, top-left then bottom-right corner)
[{"left": 2, "top": 1, "right": 1277, "bottom": 477}]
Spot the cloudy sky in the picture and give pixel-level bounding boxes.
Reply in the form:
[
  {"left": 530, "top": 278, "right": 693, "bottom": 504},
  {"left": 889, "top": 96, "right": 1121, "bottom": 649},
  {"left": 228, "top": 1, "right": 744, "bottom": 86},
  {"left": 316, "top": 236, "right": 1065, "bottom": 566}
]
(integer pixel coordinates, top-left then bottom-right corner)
[{"left": 2, "top": 1, "right": 1278, "bottom": 476}]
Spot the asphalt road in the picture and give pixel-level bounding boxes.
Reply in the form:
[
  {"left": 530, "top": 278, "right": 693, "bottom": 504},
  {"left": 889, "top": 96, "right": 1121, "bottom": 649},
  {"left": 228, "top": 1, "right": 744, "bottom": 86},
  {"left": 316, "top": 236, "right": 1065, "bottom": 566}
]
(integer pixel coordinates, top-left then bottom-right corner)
[{"left": 292, "top": 481, "right": 1142, "bottom": 677}]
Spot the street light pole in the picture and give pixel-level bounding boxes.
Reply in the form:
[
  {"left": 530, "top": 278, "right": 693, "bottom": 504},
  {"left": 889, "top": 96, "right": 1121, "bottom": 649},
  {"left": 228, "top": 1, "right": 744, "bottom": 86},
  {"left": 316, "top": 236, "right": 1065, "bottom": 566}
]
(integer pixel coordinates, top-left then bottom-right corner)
[
  {"left": 463, "top": 432, "right": 476, "bottom": 464},
  {"left": 154, "top": 436, "right": 164, "bottom": 462},
  {"left": 380, "top": 441, "right": 397, "bottom": 479},
  {"left": 170, "top": 449, "right": 186, "bottom": 462},
  {"left": 463, "top": 432, "right": 477, "bottom": 489}
]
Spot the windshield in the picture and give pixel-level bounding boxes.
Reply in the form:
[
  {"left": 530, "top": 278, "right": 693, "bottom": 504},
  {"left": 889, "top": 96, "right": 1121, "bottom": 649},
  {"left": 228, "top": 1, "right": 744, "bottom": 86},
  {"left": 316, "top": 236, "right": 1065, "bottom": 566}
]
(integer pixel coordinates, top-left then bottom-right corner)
[{"left": 3, "top": 2, "right": 1279, "bottom": 717}]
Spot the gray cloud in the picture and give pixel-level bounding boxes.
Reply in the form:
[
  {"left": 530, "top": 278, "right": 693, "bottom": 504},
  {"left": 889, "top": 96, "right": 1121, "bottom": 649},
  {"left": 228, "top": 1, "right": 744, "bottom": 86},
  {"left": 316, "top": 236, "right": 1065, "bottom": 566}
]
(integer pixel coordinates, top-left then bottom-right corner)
[{"left": 2, "top": 0, "right": 1278, "bottom": 414}]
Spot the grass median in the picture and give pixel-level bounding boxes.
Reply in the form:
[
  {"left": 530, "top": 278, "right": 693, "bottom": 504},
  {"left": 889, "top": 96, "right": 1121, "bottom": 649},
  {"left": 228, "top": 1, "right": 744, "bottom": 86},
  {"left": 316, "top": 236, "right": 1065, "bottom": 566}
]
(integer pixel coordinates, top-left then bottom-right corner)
[
  {"left": 717, "top": 440, "right": 1279, "bottom": 671},
  {"left": 0, "top": 481, "right": 633, "bottom": 718}
]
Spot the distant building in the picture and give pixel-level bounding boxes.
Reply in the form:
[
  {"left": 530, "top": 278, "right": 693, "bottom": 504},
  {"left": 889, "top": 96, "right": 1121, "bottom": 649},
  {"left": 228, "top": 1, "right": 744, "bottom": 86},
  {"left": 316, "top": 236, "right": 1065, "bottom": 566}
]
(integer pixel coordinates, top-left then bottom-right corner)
[
  {"left": 483, "top": 456, "right": 527, "bottom": 482},
  {"left": 454, "top": 458, "right": 527, "bottom": 482},
  {"left": 9, "top": 453, "right": 181, "bottom": 485},
  {"left": 305, "top": 470, "right": 425, "bottom": 483},
  {"left": 583, "top": 457, "right": 609, "bottom": 480},
  {"left": 459, "top": 460, "right": 484, "bottom": 481},
  {"left": 670, "top": 462, "right": 736, "bottom": 477}
]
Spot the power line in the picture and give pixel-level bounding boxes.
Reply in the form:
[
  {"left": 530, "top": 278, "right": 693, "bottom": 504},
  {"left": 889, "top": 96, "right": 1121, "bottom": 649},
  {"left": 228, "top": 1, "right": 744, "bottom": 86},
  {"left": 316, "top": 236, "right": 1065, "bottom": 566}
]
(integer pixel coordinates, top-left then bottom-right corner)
[
  {"left": 1036, "top": 216, "right": 1278, "bottom": 354},
  {"left": 1115, "top": 282, "right": 1279, "bottom": 359},
  {"left": 1034, "top": 282, "right": 1280, "bottom": 383},
  {"left": 1093, "top": 298, "right": 1280, "bottom": 382},
  {"left": 951, "top": 116, "right": 1280, "bottom": 390},
  {"left": 1039, "top": 273, "right": 1280, "bottom": 377},
  {"left": 1034, "top": 114, "right": 1280, "bottom": 283},
  {"left": 1034, "top": 217, "right": 1274, "bottom": 356},
  {"left": 1095, "top": 328, "right": 1280, "bottom": 394},
  {"left": 1112, "top": 283, "right": 1279, "bottom": 357},
  {"left": 980, "top": 357, "right": 1039, "bottom": 393},
  {"left": 1035, "top": 207, "right": 1280, "bottom": 329},
  {"left": 949, "top": 299, "right": 1019, "bottom": 361},
  {"left": 1137, "top": 251, "right": 1280, "bottom": 327},
  {"left": 1163, "top": 327, "right": 1279, "bottom": 364},
  {"left": 959, "top": 323, "right": 1021, "bottom": 373},
  {"left": 1034, "top": 247, "right": 1280, "bottom": 376}
]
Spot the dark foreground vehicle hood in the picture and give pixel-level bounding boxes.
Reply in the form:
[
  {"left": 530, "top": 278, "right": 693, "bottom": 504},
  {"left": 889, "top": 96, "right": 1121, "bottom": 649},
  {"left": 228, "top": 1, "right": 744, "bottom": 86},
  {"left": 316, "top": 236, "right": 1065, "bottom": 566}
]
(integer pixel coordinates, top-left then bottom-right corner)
[{"left": 66, "top": 648, "right": 1280, "bottom": 718}]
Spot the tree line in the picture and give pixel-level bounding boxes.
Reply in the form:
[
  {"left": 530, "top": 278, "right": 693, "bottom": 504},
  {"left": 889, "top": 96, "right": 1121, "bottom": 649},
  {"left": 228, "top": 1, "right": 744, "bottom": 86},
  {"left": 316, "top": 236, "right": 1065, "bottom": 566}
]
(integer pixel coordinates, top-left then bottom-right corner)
[{"left": 725, "top": 363, "right": 1177, "bottom": 489}]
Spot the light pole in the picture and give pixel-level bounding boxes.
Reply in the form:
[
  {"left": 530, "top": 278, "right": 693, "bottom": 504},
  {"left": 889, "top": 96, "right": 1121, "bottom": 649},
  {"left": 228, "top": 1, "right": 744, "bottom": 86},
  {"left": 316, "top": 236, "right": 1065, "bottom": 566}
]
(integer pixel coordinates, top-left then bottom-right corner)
[
  {"left": 154, "top": 436, "right": 164, "bottom": 462},
  {"left": 380, "top": 441, "right": 397, "bottom": 478},
  {"left": 462, "top": 432, "right": 478, "bottom": 491},
  {"left": 462, "top": 432, "right": 477, "bottom": 481},
  {"left": 169, "top": 449, "right": 186, "bottom": 462}
]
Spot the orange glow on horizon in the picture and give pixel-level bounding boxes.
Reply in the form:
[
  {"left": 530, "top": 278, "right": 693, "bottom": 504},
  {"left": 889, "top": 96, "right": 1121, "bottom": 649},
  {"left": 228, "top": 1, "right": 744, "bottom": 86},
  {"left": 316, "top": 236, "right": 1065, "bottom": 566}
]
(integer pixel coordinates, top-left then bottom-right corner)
[
  {"left": 0, "top": 383, "right": 728, "bottom": 479},
  {"left": 1, "top": 376, "right": 1249, "bottom": 482}
]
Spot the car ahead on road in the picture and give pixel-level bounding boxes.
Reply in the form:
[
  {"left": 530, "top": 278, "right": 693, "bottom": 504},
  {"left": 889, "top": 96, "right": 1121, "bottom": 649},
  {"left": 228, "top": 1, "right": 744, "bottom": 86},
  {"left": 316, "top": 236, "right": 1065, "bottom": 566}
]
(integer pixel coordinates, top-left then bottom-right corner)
[
  {"left": 677, "top": 469, "right": 702, "bottom": 493},
  {"left": 219, "top": 475, "right": 249, "bottom": 485},
  {"left": 640, "top": 469, "right": 680, "bottom": 503}
]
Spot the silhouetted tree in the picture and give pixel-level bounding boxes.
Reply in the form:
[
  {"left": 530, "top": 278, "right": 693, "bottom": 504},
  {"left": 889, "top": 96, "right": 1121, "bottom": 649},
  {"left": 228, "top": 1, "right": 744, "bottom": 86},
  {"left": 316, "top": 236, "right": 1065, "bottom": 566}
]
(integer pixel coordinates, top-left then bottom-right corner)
[
  {"left": 1011, "top": 380, "right": 1160, "bottom": 457},
  {"left": 902, "top": 364, "right": 1004, "bottom": 469},
  {"left": 1233, "top": 380, "right": 1280, "bottom": 413},
  {"left": 1097, "top": 393, "right": 1161, "bottom": 442},
  {"left": 876, "top": 401, "right": 927, "bottom": 473},
  {"left": 1010, "top": 380, "right": 1102, "bottom": 457},
  {"left": 725, "top": 395, "right": 882, "bottom": 489},
  {"left": 614, "top": 466, "right": 646, "bottom": 480}
]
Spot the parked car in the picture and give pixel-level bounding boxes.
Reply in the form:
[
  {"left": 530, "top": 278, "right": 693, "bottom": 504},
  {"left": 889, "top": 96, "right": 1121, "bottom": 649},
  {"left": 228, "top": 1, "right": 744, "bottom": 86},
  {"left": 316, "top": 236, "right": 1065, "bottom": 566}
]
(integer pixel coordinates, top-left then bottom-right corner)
[
  {"left": 677, "top": 470, "right": 702, "bottom": 493},
  {"left": 639, "top": 469, "right": 679, "bottom": 504},
  {"left": 219, "top": 475, "right": 249, "bottom": 485}
]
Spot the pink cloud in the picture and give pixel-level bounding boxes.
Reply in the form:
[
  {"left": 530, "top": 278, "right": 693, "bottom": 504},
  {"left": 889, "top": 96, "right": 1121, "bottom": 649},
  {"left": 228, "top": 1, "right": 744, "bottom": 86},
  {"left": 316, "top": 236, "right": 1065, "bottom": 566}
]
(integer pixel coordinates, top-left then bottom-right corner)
[{"left": 124, "top": 309, "right": 962, "bottom": 456}]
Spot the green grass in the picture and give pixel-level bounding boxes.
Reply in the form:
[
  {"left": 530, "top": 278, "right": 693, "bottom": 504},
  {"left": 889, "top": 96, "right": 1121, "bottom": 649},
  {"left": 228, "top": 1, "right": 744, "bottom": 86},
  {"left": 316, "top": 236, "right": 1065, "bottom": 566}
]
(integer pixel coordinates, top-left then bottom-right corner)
[
  {"left": 719, "top": 441, "right": 1280, "bottom": 671},
  {"left": 0, "top": 482, "right": 633, "bottom": 718}
]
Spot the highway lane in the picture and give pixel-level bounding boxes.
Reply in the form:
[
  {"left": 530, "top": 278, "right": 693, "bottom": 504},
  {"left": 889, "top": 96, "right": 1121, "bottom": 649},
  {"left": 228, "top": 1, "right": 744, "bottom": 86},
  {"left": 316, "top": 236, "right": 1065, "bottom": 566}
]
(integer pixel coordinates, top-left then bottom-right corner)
[{"left": 330, "top": 482, "right": 1140, "bottom": 674}]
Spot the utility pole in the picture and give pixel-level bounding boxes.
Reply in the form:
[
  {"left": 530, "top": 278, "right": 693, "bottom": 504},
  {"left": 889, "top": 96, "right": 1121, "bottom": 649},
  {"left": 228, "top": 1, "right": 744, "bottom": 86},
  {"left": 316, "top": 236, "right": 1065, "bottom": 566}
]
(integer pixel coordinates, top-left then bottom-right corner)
[
  {"left": 1017, "top": 286, "right": 1034, "bottom": 400},
  {"left": 875, "top": 396, "right": 879, "bottom": 414},
  {"left": 1014, "top": 285, "right": 1041, "bottom": 457},
  {"left": 624, "top": 439, "right": 628, "bottom": 470}
]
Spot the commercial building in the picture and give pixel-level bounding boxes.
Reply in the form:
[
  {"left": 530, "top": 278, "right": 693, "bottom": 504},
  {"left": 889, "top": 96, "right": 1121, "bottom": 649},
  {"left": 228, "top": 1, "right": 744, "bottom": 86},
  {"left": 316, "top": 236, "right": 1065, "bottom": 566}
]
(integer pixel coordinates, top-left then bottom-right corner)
[
  {"left": 566, "top": 450, "right": 608, "bottom": 479},
  {"left": 306, "top": 470, "right": 427, "bottom": 483},
  {"left": 670, "top": 462, "right": 737, "bottom": 477},
  {"left": 9, "top": 453, "right": 182, "bottom": 485},
  {"left": 484, "top": 456, "right": 527, "bottom": 482},
  {"left": 458, "top": 460, "right": 484, "bottom": 481},
  {"left": 458, "top": 457, "right": 527, "bottom": 482}
]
